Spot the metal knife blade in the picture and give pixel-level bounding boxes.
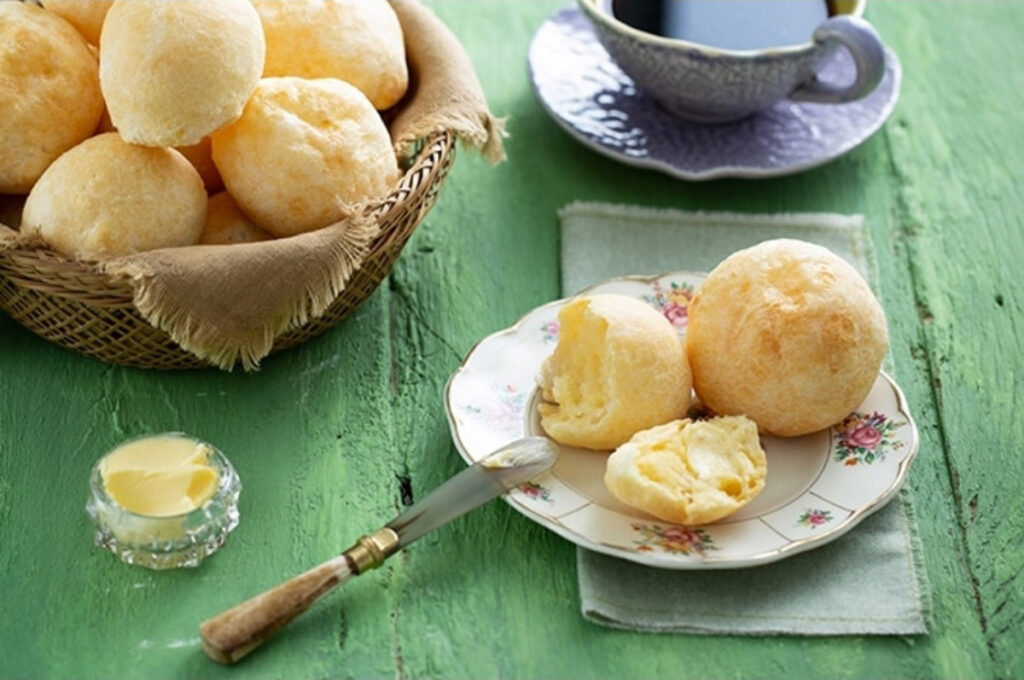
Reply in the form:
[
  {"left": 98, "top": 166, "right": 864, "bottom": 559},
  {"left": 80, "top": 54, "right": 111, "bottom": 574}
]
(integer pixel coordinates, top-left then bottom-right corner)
[{"left": 387, "top": 436, "right": 558, "bottom": 548}]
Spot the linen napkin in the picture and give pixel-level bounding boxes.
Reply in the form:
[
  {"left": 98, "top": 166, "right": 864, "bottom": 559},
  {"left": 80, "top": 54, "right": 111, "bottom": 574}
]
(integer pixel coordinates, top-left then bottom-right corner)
[{"left": 560, "top": 201, "right": 930, "bottom": 636}]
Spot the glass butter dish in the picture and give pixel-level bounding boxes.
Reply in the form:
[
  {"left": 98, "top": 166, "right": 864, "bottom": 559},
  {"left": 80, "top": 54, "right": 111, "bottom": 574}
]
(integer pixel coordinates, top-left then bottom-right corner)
[{"left": 85, "top": 433, "right": 241, "bottom": 570}]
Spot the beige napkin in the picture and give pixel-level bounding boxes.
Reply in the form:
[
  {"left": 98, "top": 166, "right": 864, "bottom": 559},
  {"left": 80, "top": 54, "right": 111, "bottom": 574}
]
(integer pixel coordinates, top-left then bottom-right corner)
[{"left": 0, "top": 0, "right": 504, "bottom": 370}]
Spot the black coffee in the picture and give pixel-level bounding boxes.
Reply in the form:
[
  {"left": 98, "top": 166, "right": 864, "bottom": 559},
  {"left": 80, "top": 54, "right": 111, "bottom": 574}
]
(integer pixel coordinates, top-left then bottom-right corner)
[{"left": 608, "top": 0, "right": 832, "bottom": 51}]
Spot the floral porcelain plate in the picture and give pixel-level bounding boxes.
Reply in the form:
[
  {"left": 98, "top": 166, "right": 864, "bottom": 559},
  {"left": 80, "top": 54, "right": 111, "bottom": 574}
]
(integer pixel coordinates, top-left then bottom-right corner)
[
  {"left": 444, "top": 273, "right": 919, "bottom": 569},
  {"left": 528, "top": 7, "right": 903, "bottom": 181}
]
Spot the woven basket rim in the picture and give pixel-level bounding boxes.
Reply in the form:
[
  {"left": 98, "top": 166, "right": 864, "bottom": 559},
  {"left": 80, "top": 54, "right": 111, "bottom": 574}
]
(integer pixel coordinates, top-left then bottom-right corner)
[
  {"left": 0, "top": 129, "right": 457, "bottom": 369},
  {"left": 0, "top": 129, "right": 455, "bottom": 287}
]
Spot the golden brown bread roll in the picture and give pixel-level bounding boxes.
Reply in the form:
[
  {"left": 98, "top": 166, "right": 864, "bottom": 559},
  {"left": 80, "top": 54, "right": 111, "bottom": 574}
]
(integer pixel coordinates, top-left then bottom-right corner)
[
  {"left": 254, "top": 0, "right": 408, "bottom": 110},
  {"left": 537, "top": 294, "right": 692, "bottom": 451},
  {"left": 211, "top": 77, "right": 400, "bottom": 237},
  {"left": 40, "top": 0, "right": 113, "bottom": 45},
  {"left": 686, "top": 239, "right": 888, "bottom": 437},
  {"left": 200, "top": 192, "right": 272, "bottom": 245},
  {"left": 0, "top": 3, "right": 104, "bottom": 194},
  {"left": 605, "top": 416, "right": 766, "bottom": 525},
  {"left": 99, "top": 0, "right": 265, "bottom": 147},
  {"left": 21, "top": 134, "right": 207, "bottom": 260}
]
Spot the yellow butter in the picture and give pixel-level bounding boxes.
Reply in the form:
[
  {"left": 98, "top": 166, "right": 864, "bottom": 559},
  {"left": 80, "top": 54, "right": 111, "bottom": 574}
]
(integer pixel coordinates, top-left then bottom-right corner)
[{"left": 99, "top": 435, "right": 219, "bottom": 517}]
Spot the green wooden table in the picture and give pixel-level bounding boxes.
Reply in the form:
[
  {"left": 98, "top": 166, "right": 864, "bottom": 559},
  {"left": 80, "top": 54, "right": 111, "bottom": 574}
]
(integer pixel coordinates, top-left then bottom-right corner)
[{"left": 2, "top": 2, "right": 1022, "bottom": 678}]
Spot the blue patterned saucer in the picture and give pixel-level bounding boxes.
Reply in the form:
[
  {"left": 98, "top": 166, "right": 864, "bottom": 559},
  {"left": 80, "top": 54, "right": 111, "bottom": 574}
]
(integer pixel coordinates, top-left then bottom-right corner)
[{"left": 528, "top": 7, "right": 902, "bottom": 180}]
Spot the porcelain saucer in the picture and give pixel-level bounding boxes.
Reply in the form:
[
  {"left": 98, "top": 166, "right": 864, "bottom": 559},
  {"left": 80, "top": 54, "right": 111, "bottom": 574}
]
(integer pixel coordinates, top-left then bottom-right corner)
[
  {"left": 444, "top": 272, "right": 919, "bottom": 569},
  {"left": 528, "top": 7, "right": 903, "bottom": 180}
]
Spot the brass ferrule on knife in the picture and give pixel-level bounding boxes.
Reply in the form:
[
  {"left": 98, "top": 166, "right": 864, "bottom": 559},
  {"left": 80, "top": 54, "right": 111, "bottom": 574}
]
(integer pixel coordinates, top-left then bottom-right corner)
[{"left": 342, "top": 527, "right": 401, "bottom": 574}]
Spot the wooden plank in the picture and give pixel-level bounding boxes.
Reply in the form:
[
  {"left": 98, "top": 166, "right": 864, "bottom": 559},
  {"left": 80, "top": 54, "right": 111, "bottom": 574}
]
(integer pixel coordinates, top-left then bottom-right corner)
[
  {"left": 874, "top": 3, "right": 1024, "bottom": 677},
  {"left": 0, "top": 1, "right": 1016, "bottom": 678},
  {"left": 381, "top": 1, "right": 997, "bottom": 678},
  {"left": 0, "top": 293, "right": 406, "bottom": 678}
]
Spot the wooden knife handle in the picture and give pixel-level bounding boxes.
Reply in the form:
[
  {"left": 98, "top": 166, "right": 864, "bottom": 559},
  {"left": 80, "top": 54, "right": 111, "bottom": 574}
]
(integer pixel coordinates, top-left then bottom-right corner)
[{"left": 199, "top": 554, "right": 354, "bottom": 664}]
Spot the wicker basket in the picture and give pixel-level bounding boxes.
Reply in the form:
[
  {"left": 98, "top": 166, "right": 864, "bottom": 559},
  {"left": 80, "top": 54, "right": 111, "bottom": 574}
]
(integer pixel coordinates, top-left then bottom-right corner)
[{"left": 0, "top": 130, "right": 456, "bottom": 370}]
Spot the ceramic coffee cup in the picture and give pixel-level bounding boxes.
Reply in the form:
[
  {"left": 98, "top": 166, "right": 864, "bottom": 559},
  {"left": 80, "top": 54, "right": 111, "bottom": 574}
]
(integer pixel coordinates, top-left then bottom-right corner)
[{"left": 577, "top": 0, "right": 887, "bottom": 123}]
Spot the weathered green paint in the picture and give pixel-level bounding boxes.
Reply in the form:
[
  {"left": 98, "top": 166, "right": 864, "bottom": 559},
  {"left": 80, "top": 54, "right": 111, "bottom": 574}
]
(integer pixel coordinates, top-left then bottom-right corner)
[{"left": 0, "top": 1, "right": 1021, "bottom": 678}]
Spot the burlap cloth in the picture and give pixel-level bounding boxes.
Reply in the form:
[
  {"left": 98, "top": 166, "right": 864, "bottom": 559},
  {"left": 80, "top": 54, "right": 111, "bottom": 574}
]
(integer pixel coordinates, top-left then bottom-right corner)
[{"left": 0, "top": 0, "right": 504, "bottom": 370}]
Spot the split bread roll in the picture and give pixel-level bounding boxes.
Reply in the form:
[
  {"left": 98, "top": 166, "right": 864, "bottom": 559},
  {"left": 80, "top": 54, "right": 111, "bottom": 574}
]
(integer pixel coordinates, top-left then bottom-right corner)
[
  {"left": 0, "top": 3, "right": 103, "bottom": 194},
  {"left": 100, "top": 0, "right": 265, "bottom": 147},
  {"left": 22, "top": 134, "right": 207, "bottom": 260},
  {"left": 537, "top": 295, "right": 691, "bottom": 451},
  {"left": 211, "top": 77, "right": 401, "bottom": 237},
  {"left": 605, "top": 416, "right": 766, "bottom": 525},
  {"left": 686, "top": 239, "right": 888, "bottom": 437},
  {"left": 39, "top": 0, "right": 113, "bottom": 45},
  {"left": 254, "top": 0, "right": 408, "bottom": 110},
  {"left": 200, "top": 192, "right": 272, "bottom": 245}
]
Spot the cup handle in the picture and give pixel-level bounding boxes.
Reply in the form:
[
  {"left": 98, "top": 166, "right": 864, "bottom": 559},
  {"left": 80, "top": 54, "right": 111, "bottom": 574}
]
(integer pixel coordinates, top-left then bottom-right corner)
[{"left": 790, "top": 15, "right": 887, "bottom": 104}]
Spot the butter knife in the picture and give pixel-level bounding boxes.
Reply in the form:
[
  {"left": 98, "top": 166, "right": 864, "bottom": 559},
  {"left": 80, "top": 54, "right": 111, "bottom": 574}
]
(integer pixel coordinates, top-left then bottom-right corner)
[{"left": 199, "top": 436, "right": 558, "bottom": 664}]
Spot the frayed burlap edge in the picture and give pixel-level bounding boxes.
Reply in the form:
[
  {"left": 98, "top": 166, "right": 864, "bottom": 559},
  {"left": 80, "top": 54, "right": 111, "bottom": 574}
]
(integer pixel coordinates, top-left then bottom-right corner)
[
  {"left": 389, "top": 0, "right": 507, "bottom": 165},
  {"left": 99, "top": 213, "right": 379, "bottom": 371},
  {"left": 395, "top": 110, "right": 506, "bottom": 166}
]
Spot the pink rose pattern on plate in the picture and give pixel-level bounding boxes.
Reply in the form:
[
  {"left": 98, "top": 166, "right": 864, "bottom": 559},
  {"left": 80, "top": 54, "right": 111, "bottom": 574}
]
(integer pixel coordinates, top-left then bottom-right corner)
[
  {"left": 632, "top": 523, "right": 716, "bottom": 556},
  {"left": 834, "top": 411, "right": 906, "bottom": 466},
  {"left": 643, "top": 280, "right": 695, "bottom": 330},
  {"left": 540, "top": 320, "right": 559, "bottom": 344},
  {"left": 797, "top": 508, "right": 834, "bottom": 529},
  {"left": 460, "top": 383, "right": 527, "bottom": 437},
  {"left": 451, "top": 271, "right": 917, "bottom": 566},
  {"left": 518, "top": 481, "right": 553, "bottom": 503}
]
